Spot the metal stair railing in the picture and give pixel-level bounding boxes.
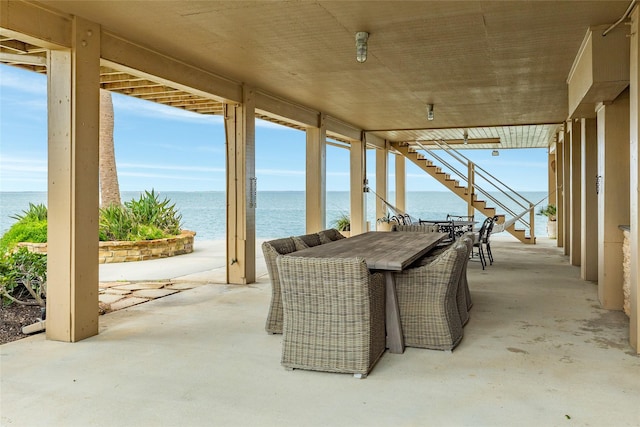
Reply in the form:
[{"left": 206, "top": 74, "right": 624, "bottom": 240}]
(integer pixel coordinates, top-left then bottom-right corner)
[{"left": 409, "top": 139, "right": 535, "bottom": 236}]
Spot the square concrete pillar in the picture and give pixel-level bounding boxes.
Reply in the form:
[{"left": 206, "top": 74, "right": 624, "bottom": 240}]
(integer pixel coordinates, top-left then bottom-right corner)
[
  {"left": 569, "top": 119, "right": 582, "bottom": 266},
  {"left": 306, "top": 113, "right": 326, "bottom": 232},
  {"left": 46, "top": 18, "right": 100, "bottom": 342},
  {"left": 225, "top": 86, "right": 256, "bottom": 285},
  {"left": 581, "top": 118, "right": 598, "bottom": 282},
  {"left": 556, "top": 137, "right": 565, "bottom": 248},
  {"left": 350, "top": 139, "right": 366, "bottom": 235},
  {"left": 548, "top": 150, "right": 556, "bottom": 215},
  {"left": 375, "top": 143, "right": 389, "bottom": 225},
  {"left": 563, "top": 127, "right": 571, "bottom": 256},
  {"left": 395, "top": 154, "right": 406, "bottom": 212},
  {"left": 629, "top": 5, "right": 640, "bottom": 352},
  {"left": 596, "top": 89, "right": 630, "bottom": 310}
]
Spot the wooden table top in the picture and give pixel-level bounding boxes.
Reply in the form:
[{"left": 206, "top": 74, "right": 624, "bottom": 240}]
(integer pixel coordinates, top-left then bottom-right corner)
[{"left": 290, "top": 231, "right": 447, "bottom": 271}]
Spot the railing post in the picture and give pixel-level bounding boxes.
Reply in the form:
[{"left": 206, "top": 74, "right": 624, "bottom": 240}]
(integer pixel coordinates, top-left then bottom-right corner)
[
  {"left": 467, "top": 162, "right": 475, "bottom": 217},
  {"left": 529, "top": 202, "right": 535, "bottom": 239}
]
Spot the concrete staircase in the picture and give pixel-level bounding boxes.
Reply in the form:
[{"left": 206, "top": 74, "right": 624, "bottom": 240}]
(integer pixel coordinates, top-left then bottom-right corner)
[{"left": 391, "top": 141, "right": 534, "bottom": 244}]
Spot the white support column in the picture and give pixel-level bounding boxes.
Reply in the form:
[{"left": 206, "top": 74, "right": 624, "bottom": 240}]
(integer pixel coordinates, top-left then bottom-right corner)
[
  {"left": 596, "top": 89, "right": 630, "bottom": 310},
  {"left": 375, "top": 143, "right": 389, "bottom": 227},
  {"left": 581, "top": 118, "right": 598, "bottom": 281},
  {"left": 548, "top": 148, "right": 556, "bottom": 217},
  {"left": 395, "top": 154, "right": 406, "bottom": 212},
  {"left": 563, "top": 126, "right": 571, "bottom": 256},
  {"left": 46, "top": 17, "right": 100, "bottom": 342},
  {"left": 225, "top": 86, "right": 256, "bottom": 285},
  {"left": 556, "top": 135, "right": 565, "bottom": 248},
  {"left": 350, "top": 139, "right": 366, "bottom": 235},
  {"left": 306, "top": 113, "right": 326, "bottom": 232},
  {"left": 569, "top": 119, "right": 582, "bottom": 266},
  {"left": 629, "top": 5, "right": 640, "bottom": 352}
]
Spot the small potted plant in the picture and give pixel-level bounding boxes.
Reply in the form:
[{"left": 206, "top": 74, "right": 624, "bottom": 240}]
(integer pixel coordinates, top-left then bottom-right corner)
[
  {"left": 376, "top": 211, "right": 393, "bottom": 232},
  {"left": 333, "top": 213, "right": 351, "bottom": 237},
  {"left": 537, "top": 204, "right": 557, "bottom": 239}
]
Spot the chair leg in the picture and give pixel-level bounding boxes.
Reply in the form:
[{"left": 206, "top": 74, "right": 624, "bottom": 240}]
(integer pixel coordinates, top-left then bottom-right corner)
[
  {"left": 486, "top": 242, "right": 493, "bottom": 264},
  {"left": 478, "top": 245, "right": 485, "bottom": 270}
]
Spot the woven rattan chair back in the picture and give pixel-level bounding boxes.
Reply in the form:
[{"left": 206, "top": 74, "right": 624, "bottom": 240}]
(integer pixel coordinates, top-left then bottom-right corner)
[
  {"left": 262, "top": 237, "right": 297, "bottom": 334},
  {"left": 454, "top": 236, "right": 473, "bottom": 326},
  {"left": 297, "top": 232, "right": 322, "bottom": 248},
  {"left": 317, "top": 228, "right": 346, "bottom": 242},
  {"left": 394, "top": 244, "right": 466, "bottom": 351},
  {"left": 276, "top": 256, "right": 386, "bottom": 378}
]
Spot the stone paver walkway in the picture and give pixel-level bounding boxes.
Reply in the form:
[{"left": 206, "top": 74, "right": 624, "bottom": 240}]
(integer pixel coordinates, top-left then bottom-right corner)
[{"left": 98, "top": 281, "right": 205, "bottom": 314}]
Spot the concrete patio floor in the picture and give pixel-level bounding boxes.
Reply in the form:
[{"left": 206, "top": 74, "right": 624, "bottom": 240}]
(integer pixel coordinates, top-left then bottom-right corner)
[{"left": 1, "top": 235, "right": 638, "bottom": 426}]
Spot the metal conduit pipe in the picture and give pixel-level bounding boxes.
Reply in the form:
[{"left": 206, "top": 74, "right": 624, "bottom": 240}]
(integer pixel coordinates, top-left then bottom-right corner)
[{"left": 602, "top": 0, "right": 637, "bottom": 37}]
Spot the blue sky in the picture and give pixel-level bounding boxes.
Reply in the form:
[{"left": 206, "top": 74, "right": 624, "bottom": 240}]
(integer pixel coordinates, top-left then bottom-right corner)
[{"left": 0, "top": 64, "right": 548, "bottom": 193}]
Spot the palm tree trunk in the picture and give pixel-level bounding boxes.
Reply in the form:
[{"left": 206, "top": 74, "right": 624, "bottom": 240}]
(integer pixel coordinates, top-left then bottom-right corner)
[{"left": 99, "top": 89, "right": 121, "bottom": 207}]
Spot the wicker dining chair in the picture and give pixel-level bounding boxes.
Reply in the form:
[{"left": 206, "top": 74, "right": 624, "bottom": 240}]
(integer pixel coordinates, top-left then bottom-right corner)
[
  {"left": 455, "top": 235, "right": 473, "bottom": 325},
  {"left": 461, "top": 232, "right": 475, "bottom": 311},
  {"left": 391, "top": 223, "right": 439, "bottom": 233},
  {"left": 394, "top": 244, "right": 466, "bottom": 351},
  {"left": 472, "top": 217, "right": 493, "bottom": 270},
  {"left": 276, "top": 255, "right": 386, "bottom": 378},
  {"left": 262, "top": 237, "right": 297, "bottom": 334},
  {"left": 296, "top": 232, "right": 322, "bottom": 248}
]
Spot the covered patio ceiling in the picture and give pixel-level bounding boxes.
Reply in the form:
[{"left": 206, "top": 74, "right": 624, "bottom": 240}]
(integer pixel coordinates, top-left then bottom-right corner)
[{"left": 0, "top": 1, "right": 631, "bottom": 149}]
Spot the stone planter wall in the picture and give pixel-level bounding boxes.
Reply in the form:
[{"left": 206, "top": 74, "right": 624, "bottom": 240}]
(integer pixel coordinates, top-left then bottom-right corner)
[{"left": 17, "top": 230, "right": 196, "bottom": 264}]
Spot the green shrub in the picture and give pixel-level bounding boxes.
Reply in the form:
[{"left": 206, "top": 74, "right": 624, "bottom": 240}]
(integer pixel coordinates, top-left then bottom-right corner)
[
  {"left": 0, "top": 220, "right": 47, "bottom": 253},
  {"left": 0, "top": 248, "right": 47, "bottom": 307},
  {"left": 125, "top": 189, "right": 182, "bottom": 235},
  {"left": 10, "top": 202, "right": 47, "bottom": 222},
  {"left": 99, "top": 204, "right": 136, "bottom": 241},
  {"left": 2, "top": 191, "right": 183, "bottom": 247},
  {"left": 132, "top": 224, "right": 166, "bottom": 240}
]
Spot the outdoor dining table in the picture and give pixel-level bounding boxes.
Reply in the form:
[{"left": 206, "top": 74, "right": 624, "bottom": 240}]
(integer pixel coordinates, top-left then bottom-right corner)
[{"left": 288, "top": 231, "right": 447, "bottom": 354}]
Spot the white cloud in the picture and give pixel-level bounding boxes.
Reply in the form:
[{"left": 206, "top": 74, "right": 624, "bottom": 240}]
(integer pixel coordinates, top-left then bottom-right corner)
[
  {"left": 118, "top": 171, "right": 217, "bottom": 181},
  {"left": 0, "top": 156, "right": 47, "bottom": 173},
  {"left": 0, "top": 65, "right": 47, "bottom": 95},
  {"left": 256, "top": 168, "right": 304, "bottom": 176},
  {"left": 118, "top": 162, "right": 224, "bottom": 173}
]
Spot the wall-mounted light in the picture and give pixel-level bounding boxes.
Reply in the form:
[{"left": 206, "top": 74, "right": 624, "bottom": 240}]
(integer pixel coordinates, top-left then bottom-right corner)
[
  {"left": 427, "top": 104, "right": 434, "bottom": 121},
  {"left": 463, "top": 130, "right": 469, "bottom": 144},
  {"left": 355, "top": 31, "right": 369, "bottom": 63},
  {"left": 492, "top": 150, "right": 499, "bottom": 156}
]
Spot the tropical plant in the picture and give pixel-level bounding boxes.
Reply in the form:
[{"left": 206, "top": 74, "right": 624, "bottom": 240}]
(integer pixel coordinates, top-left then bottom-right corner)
[
  {"left": 99, "top": 204, "right": 136, "bottom": 241},
  {"left": 0, "top": 248, "right": 47, "bottom": 307},
  {"left": 333, "top": 212, "right": 350, "bottom": 231},
  {"left": 10, "top": 202, "right": 47, "bottom": 222},
  {"left": 125, "top": 189, "right": 182, "bottom": 235},
  {"left": 377, "top": 211, "right": 393, "bottom": 224},
  {"left": 537, "top": 204, "right": 557, "bottom": 221}
]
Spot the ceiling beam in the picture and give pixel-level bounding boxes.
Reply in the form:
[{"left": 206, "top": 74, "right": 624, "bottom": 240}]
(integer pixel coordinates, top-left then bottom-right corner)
[
  {"left": 101, "top": 32, "right": 242, "bottom": 104},
  {"left": 0, "top": 1, "right": 71, "bottom": 49}
]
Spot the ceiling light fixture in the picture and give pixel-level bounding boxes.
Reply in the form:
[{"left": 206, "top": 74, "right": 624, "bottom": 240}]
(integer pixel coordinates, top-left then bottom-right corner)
[
  {"left": 492, "top": 150, "right": 499, "bottom": 156},
  {"left": 427, "top": 104, "right": 434, "bottom": 121},
  {"left": 463, "top": 130, "right": 469, "bottom": 144},
  {"left": 355, "top": 31, "right": 369, "bottom": 63}
]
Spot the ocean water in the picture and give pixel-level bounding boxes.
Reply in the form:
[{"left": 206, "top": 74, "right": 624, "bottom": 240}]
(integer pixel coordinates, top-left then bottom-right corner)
[{"left": 0, "top": 190, "right": 550, "bottom": 240}]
